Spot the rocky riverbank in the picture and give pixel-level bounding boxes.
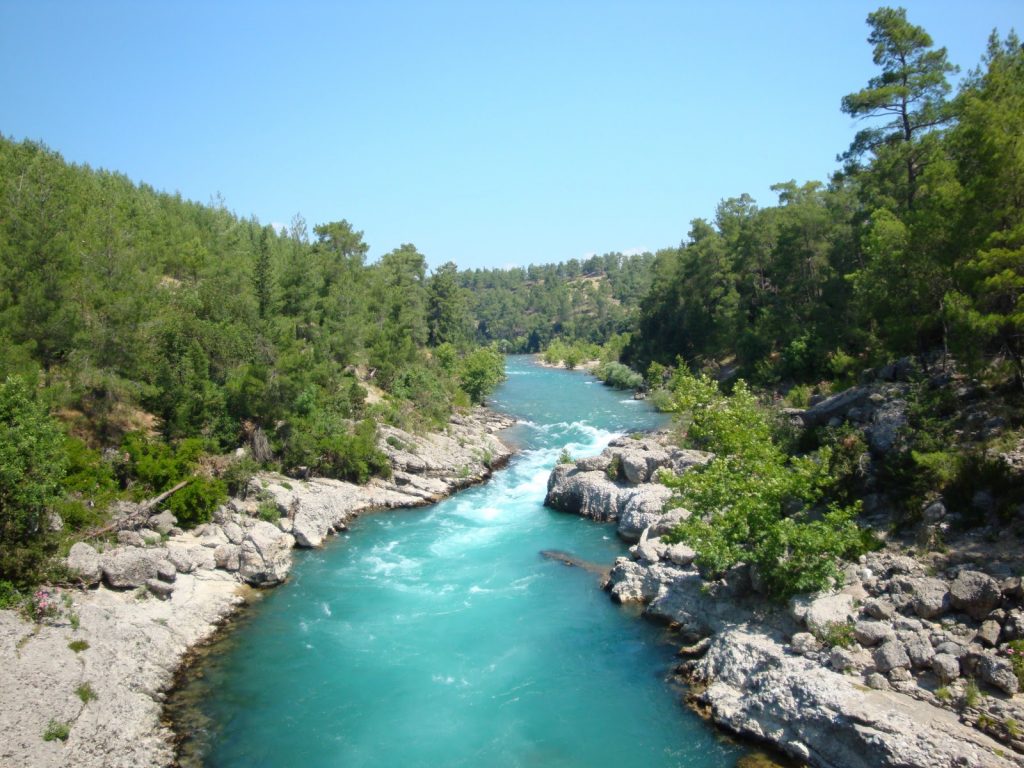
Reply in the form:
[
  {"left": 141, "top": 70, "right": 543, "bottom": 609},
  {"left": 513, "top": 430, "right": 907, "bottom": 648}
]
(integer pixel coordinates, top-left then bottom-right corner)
[
  {"left": 545, "top": 430, "right": 1024, "bottom": 768},
  {"left": 0, "top": 408, "right": 514, "bottom": 768}
]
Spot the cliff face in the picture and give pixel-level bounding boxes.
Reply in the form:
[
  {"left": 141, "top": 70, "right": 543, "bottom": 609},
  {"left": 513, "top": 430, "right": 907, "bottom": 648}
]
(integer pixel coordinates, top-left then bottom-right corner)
[
  {"left": 0, "top": 408, "right": 515, "bottom": 768},
  {"left": 546, "top": 434, "right": 1024, "bottom": 768}
]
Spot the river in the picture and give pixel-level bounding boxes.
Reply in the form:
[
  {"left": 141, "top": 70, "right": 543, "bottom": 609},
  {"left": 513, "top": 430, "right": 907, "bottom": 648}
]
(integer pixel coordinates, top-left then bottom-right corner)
[{"left": 169, "top": 355, "right": 748, "bottom": 767}]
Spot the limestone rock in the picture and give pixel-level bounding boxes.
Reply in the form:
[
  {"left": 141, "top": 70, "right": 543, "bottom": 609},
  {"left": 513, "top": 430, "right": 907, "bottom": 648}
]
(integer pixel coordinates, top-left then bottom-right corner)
[
  {"left": 931, "top": 653, "right": 960, "bottom": 685},
  {"left": 145, "top": 578, "right": 174, "bottom": 600},
  {"left": 977, "top": 619, "right": 1002, "bottom": 647},
  {"left": 101, "top": 547, "right": 164, "bottom": 589},
  {"left": 791, "top": 632, "right": 821, "bottom": 655},
  {"left": 648, "top": 508, "right": 692, "bottom": 538},
  {"left": 664, "top": 542, "right": 696, "bottom": 567},
  {"left": 148, "top": 510, "right": 178, "bottom": 535},
  {"left": 222, "top": 520, "right": 245, "bottom": 545},
  {"left": 692, "top": 629, "right": 1016, "bottom": 768},
  {"left": 854, "top": 620, "right": 895, "bottom": 648},
  {"left": 907, "top": 577, "right": 951, "bottom": 619},
  {"left": 155, "top": 560, "right": 177, "bottom": 583},
  {"left": 949, "top": 570, "right": 1002, "bottom": 620},
  {"left": 616, "top": 484, "right": 674, "bottom": 541},
  {"left": 979, "top": 654, "right": 1020, "bottom": 695},
  {"left": 873, "top": 640, "right": 911, "bottom": 673},
  {"left": 904, "top": 632, "right": 935, "bottom": 669},
  {"left": 238, "top": 521, "right": 294, "bottom": 586},
  {"left": 67, "top": 542, "right": 102, "bottom": 585},
  {"left": 214, "top": 543, "right": 241, "bottom": 572}
]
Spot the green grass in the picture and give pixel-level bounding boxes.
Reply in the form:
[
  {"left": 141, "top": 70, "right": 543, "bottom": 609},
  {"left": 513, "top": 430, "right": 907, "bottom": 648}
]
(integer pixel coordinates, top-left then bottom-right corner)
[{"left": 42, "top": 720, "right": 70, "bottom": 742}]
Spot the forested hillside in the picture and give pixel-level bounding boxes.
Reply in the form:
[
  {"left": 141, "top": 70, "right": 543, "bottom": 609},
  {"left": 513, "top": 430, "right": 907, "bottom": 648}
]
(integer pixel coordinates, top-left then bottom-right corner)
[
  {"left": 0, "top": 138, "right": 504, "bottom": 586},
  {"left": 458, "top": 251, "right": 654, "bottom": 352},
  {"left": 623, "top": 18, "right": 1023, "bottom": 392}
]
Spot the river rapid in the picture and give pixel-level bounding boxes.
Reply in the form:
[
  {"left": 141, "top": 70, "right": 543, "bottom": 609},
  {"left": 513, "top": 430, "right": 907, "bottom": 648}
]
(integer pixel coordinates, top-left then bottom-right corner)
[{"left": 170, "top": 356, "right": 747, "bottom": 767}]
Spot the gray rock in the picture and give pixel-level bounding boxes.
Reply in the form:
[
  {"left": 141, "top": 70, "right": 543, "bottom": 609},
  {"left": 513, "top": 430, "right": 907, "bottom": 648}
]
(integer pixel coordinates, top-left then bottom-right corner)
[
  {"left": 934, "top": 641, "right": 965, "bottom": 658},
  {"left": 575, "top": 454, "right": 611, "bottom": 472},
  {"left": 873, "top": 640, "right": 911, "bottom": 673},
  {"left": 692, "top": 629, "right": 1016, "bottom": 768},
  {"left": 865, "top": 672, "right": 890, "bottom": 690},
  {"left": 790, "top": 632, "right": 821, "bottom": 655},
  {"left": 155, "top": 560, "right": 177, "bottom": 583},
  {"left": 799, "top": 386, "right": 870, "bottom": 429},
  {"left": 238, "top": 521, "right": 294, "bottom": 586},
  {"left": 146, "top": 578, "right": 174, "bottom": 600},
  {"left": 66, "top": 542, "right": 102, "bottom": 585},
  {"left": 908, "top": 577, "right": 951, "bottom": 619},
  {"left": 613, "top": 446, "right": 671, "bottom": 484},
  {"left": 830, "top": 646, "right": 870, "bottom": 673},
  {"left": 668, "top": 449, "right": 714, "bottom": 475},
  {"left": 165, "top": 546, "right": 195, "bottom": 574},
  {"left": 799, "top": 593, "right": 856, "bottom": 632},
  {"left": 949, "top": 570, "right": 1002, "bottom": 620},
  {"left": 222, "top": 520, "right": 245, "bottom": 545},
  {"left": 866, "top": 399, "right": 907, "bottom": 455},
  {"left": 863, "top": 599, "right": 895, "bottom": 620},
  {"left": 977, "top": 619, "right": 1002, "bottom": 647},
  {"left": 922, "top": 501, "right": 947, "bottom": 524},
  {"left": 854, "top": 620, "right": 895, "bottom": 647},
  {"left": 648, "top": 508, "right": 692, "bottom": 538},
  {"left": 616, "top": 485, "right": 674, "bottom": 541},
  {"left": 905, "top": 632, "right": 935, "bottom": 668},
  {"left": 199, "top": 524, "right": 229, "bottom": 549},
  {"left": 664, "top": 542, "right": 697, "bottom": 567},
  {"left": 214, "top": 543, "right": 241, "bottom": 572},
  {"left": 978, "top": 654, "right": 1020, "bottom": 695},
  {"left": 101, "top": 547, "right": 163, "bottom": 589},
  {"left": 116, "top": 530, "right": 145, "bottom": 547},
  {"left": 931, "top": 653, "right": 961, "bottom": 685}
]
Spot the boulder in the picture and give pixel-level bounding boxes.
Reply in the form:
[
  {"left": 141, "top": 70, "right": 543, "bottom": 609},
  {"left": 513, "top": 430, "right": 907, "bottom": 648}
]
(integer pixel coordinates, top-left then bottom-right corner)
[
  {"left": 949, "top": 570, "right": 1002, "bottom": 620},
  {"left": 668, "top": 449, "right": 714, "bottom": 475},
  {"left": 908, "top": 577, "right": 951, "bottom": 619},
  {"left": 155, "top": 560, "right": 177, "bottom": 583},
  {"left": 214, "top": 543, "right": 241, "bottom": 572},
  {"left": 866, "top": 400, "right": 907, "bottom": 455},
  {"left": 165, "top": 545, "right": 195, "bottom": 574},
  {"left": 931, "top": 653, "right": 960, "bottom": 685},
  {"left": 799, "top": 386, "right": 870, "bottom": 429},
  {"left": 575, "top": 454, "right": 611, "bottom": 473},
  {"left": 146, "top": 578, "right": 174, "bottom": 600},
  {"left": 648, "top": 508, "right": 692, "bottom": 538},
  {"left": 977, "top": 620, "right": 1002, "bottom": 647},
  {"left": 222, "top": 520, "right": 245, "bottom": 545},
  {"left": 853, "top": 621, "right": 895, "bottom": 648},
  {"left": 873, "top": 640, "right": 911, "bottom": 673},
  {"left": 978, "top": 654, "right": 1020, "bottom": 695},
  {"left": 863, "top": 599, "right": 895, "bottom": 620},
  {"left": 101, "top": 547, "right": 164, "bottom": 589},
  {"left": 616, "top": 485, "right": 674, "bottom": 541},
  {"left": 238, "top": 521, "right": 294, "bottom": 586},
  {"left": 66, "top": 542, "right": 102, "bottom": 586},
  {"left": 791, "top": 632, "right": 821, "bottom": 655},
  {"left": 116, "top": 530, "right": 145, "bottom": 548},
  {"left": 612, "top": 446, "right": 671, "bottom": 484},
  {"left": 665, "top": 542, "right": 697, "bottom": 567},
  {"left": 797, "top": 593, "right": 856, "bottom": 632},
  {"left": 904, "top": 632, "right": 935, "bottom": 669}
]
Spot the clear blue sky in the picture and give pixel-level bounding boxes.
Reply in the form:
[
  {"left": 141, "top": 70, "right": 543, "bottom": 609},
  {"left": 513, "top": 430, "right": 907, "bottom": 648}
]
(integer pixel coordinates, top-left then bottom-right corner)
[{"left": 1, "top": 1, "right": 1019, "bottom": 270}]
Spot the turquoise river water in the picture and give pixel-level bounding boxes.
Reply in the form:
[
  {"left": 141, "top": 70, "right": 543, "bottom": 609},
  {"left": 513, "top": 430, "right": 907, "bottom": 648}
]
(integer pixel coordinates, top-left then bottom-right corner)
[{"left": 171, "top": 356, "right": 749, "bottom": 767}]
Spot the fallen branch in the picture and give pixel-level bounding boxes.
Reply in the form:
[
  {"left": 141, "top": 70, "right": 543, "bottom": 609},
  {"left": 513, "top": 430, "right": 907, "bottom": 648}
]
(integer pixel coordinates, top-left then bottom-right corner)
[{"left": 83, "top": 478, "right": 191, "bottom": 540}]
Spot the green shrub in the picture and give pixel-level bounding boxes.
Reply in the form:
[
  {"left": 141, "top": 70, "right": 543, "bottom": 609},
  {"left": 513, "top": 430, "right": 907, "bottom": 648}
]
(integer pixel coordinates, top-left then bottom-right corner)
[
  {"left": 68, "top": 640, "right": 89, "bottom": 652},
  {"left": 814, "top": 620, "right": 855, "bottom": 648},
  {"left": 1007, "top": 640, "right": 1024, "bottom": 689},
  {"left": 42, "top": 720, "right": 70, "bottom": 742},
  {"left": 76, "top": 682, "right": 97, "bottom": 703},
  {"left": 557, "top": 449, "right": 574, "bottom": 465},
  {"left": 594, "top": 361, "right": 645, "bottom": 390},
  {"left": 257, "top": 501, "right": 279, "bottom": 523},
  {"left": 661, "top": 370, "right": 871, "bottom": 600},
  {"left": 165, "top": 477, "right": 227, "bottom": 529},
  {"left": 221, "top": 456, "right": 259, "bottom": 498},
  {"left": 606, "top": 455, "right": 622, "bottom": 481},
  {"left": 0, "top": 580, "right": 22, "bottom": 610},
  {"left": 0, "top": 377, "right": 67, "bottom": 587},
  {"left": 281, "top": 417, "right": 391, "bottom": 484}
]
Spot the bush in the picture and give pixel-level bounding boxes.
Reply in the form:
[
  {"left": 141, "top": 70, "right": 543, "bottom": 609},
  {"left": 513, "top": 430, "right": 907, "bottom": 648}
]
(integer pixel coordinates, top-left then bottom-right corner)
[
  {"left": 594, "top": 361, "right": 644, "bottom": 390},
  {"left": 42, "top": 720, "right": 70, "bottom": 742},
  {"left": 221, "top": 456, "right": 259, "bottom": 498},
  {"left": 557, "top": 449, "right": 574, "bottom": 465},
  {"left": 281, "top": 417, "right": 391, "bottom": 484},
  {"left": 0, "top": 376, "right": 67, "bottom": 587},
  {"left": 165, "top": 477, "right": 227, "bottom": 529},
  {"left": 661, "top": 370, "right": 871, "bottom": 600},
  {"left": 458, "top": 346, "right": 506, "bottom": 405},
  {"left": 76, "top": 682, "right": 98, "bottom": 703}
]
